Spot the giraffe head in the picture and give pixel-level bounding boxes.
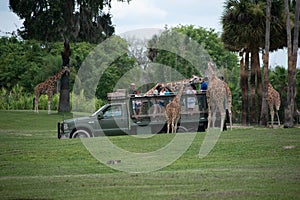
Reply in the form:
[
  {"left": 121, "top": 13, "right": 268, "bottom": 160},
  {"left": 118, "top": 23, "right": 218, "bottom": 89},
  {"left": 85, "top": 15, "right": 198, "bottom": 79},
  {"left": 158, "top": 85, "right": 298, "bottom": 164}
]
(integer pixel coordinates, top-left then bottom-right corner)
[
  {"left": 190, "top": 75, "right": 203, "bottom": 84},
  {"left": 62, "top": 66, "right": 70, "bottom": 73},
  {"left": 268, "top": 83, "right": 273, "bottom": 88},
  {"left": 59, "top": 66, "right": 70, "bottom": 77}
]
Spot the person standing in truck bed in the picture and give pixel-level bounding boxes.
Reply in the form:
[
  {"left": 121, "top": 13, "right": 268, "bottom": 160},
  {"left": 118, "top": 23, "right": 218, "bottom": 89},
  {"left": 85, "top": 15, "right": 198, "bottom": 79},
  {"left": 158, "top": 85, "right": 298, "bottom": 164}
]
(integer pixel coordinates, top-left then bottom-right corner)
[{"left": 128, "top": 83, "right": 136, "bottom": 97}]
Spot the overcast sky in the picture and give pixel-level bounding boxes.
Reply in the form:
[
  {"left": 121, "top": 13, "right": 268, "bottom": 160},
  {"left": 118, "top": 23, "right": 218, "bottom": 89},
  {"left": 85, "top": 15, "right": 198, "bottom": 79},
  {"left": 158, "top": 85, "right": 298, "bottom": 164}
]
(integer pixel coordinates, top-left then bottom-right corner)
[
  {"left": 0, "top": 0, "right": 298, "bottom": 68},
  {"left": 110, "top": 0, "right": 224, "bottom": 33}
]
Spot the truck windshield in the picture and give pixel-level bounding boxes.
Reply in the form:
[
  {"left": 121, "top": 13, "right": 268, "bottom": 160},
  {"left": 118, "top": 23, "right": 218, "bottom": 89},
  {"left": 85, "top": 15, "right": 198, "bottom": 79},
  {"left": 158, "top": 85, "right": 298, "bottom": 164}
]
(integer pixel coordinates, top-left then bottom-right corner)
[{"left": 91, "top": 105, "right": 107, "bottom": 117}]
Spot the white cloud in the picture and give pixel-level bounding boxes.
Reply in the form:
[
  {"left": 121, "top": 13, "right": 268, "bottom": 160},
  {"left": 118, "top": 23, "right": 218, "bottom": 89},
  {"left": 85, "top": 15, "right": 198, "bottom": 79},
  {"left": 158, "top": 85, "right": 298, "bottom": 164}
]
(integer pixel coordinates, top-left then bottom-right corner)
[
  {"left": 111, "top": 0, "right": 167, "bottom": 21},
  {"left": 111, "top": 0, "right": 224, "bottom": 34},
  {"left": 0, "top": 11, "right": 23, "bottom": 35}
]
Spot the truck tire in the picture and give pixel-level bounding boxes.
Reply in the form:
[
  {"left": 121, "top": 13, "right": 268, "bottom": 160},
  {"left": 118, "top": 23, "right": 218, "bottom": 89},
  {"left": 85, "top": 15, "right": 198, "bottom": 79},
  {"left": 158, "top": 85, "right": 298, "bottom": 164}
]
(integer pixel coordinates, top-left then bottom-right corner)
[
  {"left": 72, "top": 129, "right": 91, "bottom": 138},
  {"left": 198, "top": 122, "right": 208, "bottom": 132},
  {"left": 176, "top": 126, "right": 188, "bottom": 133}
]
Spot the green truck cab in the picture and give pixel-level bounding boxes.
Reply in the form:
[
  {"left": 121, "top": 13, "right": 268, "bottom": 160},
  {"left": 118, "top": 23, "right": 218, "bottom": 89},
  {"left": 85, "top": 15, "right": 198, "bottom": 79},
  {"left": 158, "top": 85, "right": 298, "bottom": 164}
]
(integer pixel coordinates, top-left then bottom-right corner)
[{"left": 57, "top": 93, "right": 209, "bottom": 139}]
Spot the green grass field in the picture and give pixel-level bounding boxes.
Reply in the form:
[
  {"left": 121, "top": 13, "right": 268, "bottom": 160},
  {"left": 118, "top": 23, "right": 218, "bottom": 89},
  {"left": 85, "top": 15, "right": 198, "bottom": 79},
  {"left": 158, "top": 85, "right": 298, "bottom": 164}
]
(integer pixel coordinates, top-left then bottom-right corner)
[{"left": 0, "top": 110, "right": 299, "bottom": 199}]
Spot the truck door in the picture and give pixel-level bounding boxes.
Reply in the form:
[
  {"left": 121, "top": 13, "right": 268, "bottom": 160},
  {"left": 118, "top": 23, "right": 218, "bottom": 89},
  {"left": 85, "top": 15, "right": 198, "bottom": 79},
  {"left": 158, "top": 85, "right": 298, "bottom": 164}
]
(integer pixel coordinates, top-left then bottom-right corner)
[{"left": 97, "top": 104, "right": 128, "bottom": 136}]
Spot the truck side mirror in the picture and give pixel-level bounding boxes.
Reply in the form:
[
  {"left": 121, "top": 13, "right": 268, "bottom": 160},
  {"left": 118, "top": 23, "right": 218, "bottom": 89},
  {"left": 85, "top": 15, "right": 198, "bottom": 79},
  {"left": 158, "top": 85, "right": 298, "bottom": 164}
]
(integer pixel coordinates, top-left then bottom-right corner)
[{"left": 97, "top": 112, "right": 104, "bottom": 120}]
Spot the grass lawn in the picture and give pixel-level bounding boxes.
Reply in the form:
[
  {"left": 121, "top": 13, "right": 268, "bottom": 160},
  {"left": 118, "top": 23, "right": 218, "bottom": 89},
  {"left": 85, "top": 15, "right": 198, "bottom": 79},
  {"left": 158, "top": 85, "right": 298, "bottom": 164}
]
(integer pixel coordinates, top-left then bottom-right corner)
[{"left": 0, "top": 110, "right": 299, "bottom": 199}]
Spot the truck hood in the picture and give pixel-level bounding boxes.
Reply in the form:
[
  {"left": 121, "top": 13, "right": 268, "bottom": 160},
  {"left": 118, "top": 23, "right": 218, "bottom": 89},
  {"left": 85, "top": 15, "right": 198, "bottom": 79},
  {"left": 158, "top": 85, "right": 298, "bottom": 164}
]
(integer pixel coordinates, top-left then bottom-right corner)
[{"left": 64, "top": 116, "right": 94, "bottom": 123}]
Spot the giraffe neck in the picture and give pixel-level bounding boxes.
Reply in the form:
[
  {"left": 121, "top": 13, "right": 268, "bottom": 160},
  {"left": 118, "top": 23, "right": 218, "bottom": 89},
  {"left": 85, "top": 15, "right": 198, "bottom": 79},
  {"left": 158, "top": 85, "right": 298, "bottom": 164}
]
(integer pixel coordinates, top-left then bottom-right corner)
[
  {"left": 268, "top": 83, "right": 273, "bottom": 90},
  {"left": 173, "top": 83, "right": 184, "bottom": 103},
  {"left": 51, "top": 68, "right": 67, "bottom": 82},
  {"left": 54, "top": 69, "right": 66, "bottom": 81}
]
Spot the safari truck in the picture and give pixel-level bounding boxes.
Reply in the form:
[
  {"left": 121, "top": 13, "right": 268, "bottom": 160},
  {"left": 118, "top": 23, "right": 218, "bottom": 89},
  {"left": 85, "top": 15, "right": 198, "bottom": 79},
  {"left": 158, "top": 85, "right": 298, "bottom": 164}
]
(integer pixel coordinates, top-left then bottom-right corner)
[{"left": 57, "top": 89, "right": 209, "bottom": 139}]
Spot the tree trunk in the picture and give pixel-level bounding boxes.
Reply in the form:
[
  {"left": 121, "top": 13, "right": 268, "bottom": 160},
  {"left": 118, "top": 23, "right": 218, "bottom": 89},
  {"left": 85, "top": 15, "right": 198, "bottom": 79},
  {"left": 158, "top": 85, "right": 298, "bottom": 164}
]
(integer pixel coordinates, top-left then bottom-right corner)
[
  {"left": 244, "top": 51, "right": 250, "bottom": 124},
  {"left": 250, "top": 51, "right": 256, "bottom": 124},
  {"left": 260, "top": 0, "right": 271, "bottom": 127},
  {"left": 58, "top": 40, "right": 71, "bottom": 113},
  {"left": 240, "top": 50, "right": 248, "bottom": 125},
  {"left": 284, "top": 0, "right": 299, "bottom": 128},
  {"left": 63, "top": 0, "right": 76, "bottom": 39},
  {"left": 250, "top": 48, "right": 260, "bottom": 124},
  {"left": 256, "top": 50, "right": 262, "bottom": 123}
]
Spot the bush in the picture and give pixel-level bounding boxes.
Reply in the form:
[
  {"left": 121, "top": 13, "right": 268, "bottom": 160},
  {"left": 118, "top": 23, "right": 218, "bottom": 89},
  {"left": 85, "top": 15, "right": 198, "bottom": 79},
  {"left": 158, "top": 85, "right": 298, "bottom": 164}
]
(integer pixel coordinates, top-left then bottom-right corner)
[
  {"left": 71, "top": 90, "right": 105, "bottom": 113},
  {"left": 0, "top": 87, "right": 104, "bottom": 113},
  {"left": 0, "top": 85, "right": 34, "bottom": 110}
]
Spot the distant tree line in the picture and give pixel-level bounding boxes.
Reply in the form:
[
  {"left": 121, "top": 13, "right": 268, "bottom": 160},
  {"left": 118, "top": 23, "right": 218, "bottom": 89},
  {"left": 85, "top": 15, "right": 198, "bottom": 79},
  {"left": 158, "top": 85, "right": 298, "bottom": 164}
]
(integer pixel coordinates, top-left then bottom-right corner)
[{"left": 1, "top": 25, "right": 299, "bottom": 123}]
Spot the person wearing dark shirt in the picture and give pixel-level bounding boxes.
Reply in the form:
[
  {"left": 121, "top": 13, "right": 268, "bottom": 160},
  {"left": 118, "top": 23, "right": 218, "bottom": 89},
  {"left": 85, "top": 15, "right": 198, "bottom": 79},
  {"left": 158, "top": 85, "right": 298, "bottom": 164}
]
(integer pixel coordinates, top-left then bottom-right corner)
[{"left": 200, "top": 77, "right": 208, "bottom": 92}]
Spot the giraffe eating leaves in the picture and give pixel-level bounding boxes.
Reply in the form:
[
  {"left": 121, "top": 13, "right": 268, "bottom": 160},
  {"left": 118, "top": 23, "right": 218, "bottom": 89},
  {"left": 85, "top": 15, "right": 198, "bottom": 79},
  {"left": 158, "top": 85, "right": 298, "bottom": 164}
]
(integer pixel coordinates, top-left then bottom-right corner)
[{"left": 34, "top": 67, "right": 69, "bottom": 114}]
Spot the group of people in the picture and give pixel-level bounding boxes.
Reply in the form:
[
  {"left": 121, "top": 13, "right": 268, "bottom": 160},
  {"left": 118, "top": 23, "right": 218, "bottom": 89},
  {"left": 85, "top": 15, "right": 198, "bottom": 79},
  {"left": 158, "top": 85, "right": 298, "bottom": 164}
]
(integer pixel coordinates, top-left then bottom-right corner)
[
  {"left": 127, "top": 78, "right": 209, "bottom": 119},
  {"left": 152, "top": 84, "right": 173, "bottom": 116},
  {"left": 184, "top": 77, "right": 209, "bottom": 115}
]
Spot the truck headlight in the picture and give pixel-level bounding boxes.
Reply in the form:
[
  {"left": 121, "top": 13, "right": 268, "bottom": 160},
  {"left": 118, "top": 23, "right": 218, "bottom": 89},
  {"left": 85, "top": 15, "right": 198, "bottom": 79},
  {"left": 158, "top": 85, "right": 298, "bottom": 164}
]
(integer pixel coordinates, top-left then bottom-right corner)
[{"left": 63, "top": 123, "right": 69, "bottom": 130}]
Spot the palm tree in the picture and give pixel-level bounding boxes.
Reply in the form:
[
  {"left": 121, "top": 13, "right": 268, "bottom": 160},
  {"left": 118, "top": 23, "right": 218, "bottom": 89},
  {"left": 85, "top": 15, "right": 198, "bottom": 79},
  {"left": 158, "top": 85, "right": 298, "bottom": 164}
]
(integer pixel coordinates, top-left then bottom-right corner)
[
  {"left": 222, "top": 0, "right": 263, "bottom": 124},
  {"left": 260, "top": 0, "right": 271, "bottom": 126},
  {"left": 284, "top": 0, "right": 300, "bottom": 128},
  {"left": 221, "top": 0, "right": 286, "bottom": 125}
]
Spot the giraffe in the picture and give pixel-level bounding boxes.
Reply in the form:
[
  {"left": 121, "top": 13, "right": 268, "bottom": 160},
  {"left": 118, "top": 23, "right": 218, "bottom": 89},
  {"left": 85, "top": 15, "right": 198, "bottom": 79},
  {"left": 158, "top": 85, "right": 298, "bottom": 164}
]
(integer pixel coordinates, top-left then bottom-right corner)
[
  {"left": 206, "top": 62, "right": 227, "bottom": 132},
  {"left": 34, "top": 67, "right": 69, "bottom": 114},
  {"left": 165, "top": 82, "right": 185, "bottom": 133},
  {"left": 144, "top": 75, "right": 202, "bottom": 96},
  {"left": 268, "top": 83, "right": 281, "bottom": 127}
]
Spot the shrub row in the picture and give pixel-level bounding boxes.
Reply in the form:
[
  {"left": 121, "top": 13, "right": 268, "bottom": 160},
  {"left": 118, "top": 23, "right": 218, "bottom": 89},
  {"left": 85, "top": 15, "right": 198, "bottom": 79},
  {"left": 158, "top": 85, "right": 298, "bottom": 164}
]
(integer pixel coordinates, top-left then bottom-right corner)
[{"left": 0, "top": 85, "right": 105, "bottom": 112}]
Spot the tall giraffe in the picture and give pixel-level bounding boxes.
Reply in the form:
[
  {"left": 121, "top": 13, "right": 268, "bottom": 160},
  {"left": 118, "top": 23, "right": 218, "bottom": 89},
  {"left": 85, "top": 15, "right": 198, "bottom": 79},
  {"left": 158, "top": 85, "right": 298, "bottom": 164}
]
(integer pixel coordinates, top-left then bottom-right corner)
[
  {"left": 165, "top": 83, "right": 185, "bottom": 133},
  {"left": 34, "top": 67, "right": 69, "bottom": 114},
  {"left": 206, "top": 62, "right": 227, "bottom": 132},
  {"left": 268, "top": 83, "right": 281, "bottom": 127}
]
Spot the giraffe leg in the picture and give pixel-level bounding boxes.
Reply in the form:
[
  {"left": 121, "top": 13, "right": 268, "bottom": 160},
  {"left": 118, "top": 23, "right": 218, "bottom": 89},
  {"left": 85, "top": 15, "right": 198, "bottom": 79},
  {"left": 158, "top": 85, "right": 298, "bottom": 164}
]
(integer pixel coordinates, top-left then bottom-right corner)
[
  {"left": 211, "top": 112, "right": 216, "bottom": 129},
  {"left": 209, "top": 102, "right": 216, "bottom": 128},
  {"left": 171, "top": 118, "right": 175, "bottom": 133},
  {"left": 219, "top": 107, "right": 226, "bottom": 132},
  {"left": 270, "top": 110, "right": 274, "bottom": 128},
  {"left": 228, "top": 109, "right": 232, "bottom": 131},
  {"left": 48, "top": 95, "right": 52, "bottom": 114},
  {"left": 48, "top": 100, "right": 51, "bottom": 114},
  {"left": 220, "top": 111, "right": 226, "bottom": 132},
  {"left": 174, "top": 117, "right": 179, "bottom": 133},
  {"left": 207, "top": 107, "right": 211, "bottom": 131},
  {"left": 211, "top": 106, "right": 216, "bottom": 129},
  {"left": 166, "top": 116, "right": 170, "bottom": 133},
  {"left": 34, "top": 97, "right": 39, "bottom": 113},
  {"left": 276, "top": 110, "right": 280, "bottom": 127}
]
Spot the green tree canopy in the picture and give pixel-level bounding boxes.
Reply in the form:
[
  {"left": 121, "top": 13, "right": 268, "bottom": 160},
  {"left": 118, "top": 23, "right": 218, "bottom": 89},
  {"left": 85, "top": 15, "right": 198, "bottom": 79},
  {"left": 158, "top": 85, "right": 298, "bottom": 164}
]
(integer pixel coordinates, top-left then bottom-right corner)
[
  {"left": 9, "top": 0, "right": 130, "bottom": 43},
  {"left": 0, "top": 37, "right": 95, "bottom": 92},
  {"left": 147, "top": 25, "right": 238, "bottom": 80},
  {"left": 221, "top": 0, "right": 300, "bottom": 52}
]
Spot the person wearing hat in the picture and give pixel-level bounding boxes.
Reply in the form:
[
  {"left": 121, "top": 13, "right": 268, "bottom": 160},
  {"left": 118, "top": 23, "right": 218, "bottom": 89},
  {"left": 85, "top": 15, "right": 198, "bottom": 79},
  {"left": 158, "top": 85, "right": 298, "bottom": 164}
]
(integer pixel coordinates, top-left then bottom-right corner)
[{"left": 128, "top": 83, "right": 136, "bottom": 97}]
